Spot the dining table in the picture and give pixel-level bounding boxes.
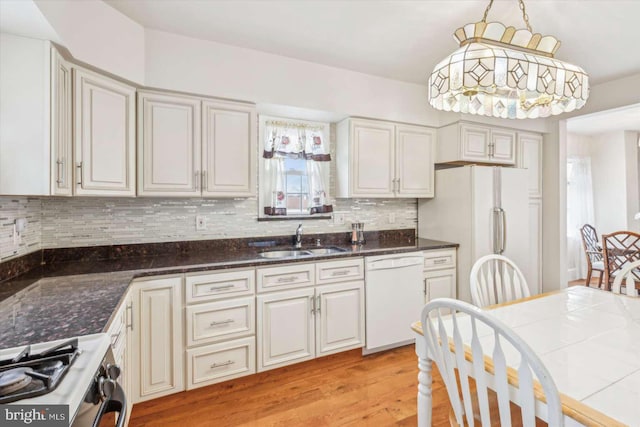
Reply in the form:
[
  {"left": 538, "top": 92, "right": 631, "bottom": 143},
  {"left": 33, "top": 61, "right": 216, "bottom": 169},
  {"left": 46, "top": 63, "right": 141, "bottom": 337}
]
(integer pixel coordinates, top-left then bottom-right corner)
[{"left": 411, "top": 286, "right": 640, "bottom": 427}]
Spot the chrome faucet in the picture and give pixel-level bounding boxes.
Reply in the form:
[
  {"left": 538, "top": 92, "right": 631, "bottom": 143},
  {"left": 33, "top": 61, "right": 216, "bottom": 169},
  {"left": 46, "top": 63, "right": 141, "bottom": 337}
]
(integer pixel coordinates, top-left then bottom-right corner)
[{"left": 294, "top": 223, "right": 303, "bottom": 248}]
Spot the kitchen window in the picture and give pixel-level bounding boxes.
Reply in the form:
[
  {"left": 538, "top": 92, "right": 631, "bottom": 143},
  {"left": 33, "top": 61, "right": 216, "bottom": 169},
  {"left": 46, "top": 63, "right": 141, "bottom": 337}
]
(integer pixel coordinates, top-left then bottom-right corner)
[{"left": 259, "top": 116, "right": 332, "bottom": 219}]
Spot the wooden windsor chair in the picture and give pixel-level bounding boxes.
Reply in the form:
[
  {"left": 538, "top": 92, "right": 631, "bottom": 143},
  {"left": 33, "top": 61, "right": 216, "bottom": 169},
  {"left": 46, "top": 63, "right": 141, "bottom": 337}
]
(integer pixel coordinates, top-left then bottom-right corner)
[
  {"left": 579, "top": 224, "right": 605, "bottom": 288},
  {"left": 602, "top": 231, "right": 640, "bottom": 291}
]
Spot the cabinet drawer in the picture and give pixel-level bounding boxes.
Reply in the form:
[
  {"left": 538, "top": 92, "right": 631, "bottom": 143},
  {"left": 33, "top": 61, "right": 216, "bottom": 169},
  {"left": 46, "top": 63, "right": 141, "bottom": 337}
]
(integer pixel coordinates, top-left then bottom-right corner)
[
  {"left": 257, "top": 263, "right": 315, "bottom": 292},
  {"left": 107, "top": 304, "right": 126, "bottom": 352},
  {"left": 185, "top": 268, "right": 255, "bottom": 303},
  {"left": 186, "top": 297, "right": 255, "bottom": 347},
  {"left": 186, "top": 337, "right": 255, "bottom": 390},
  {"left": 315, "top": 258, "right": 364, "bottom": 285},
  {"left": 424, "top": 250, "right": 456, "bottom": 271}
]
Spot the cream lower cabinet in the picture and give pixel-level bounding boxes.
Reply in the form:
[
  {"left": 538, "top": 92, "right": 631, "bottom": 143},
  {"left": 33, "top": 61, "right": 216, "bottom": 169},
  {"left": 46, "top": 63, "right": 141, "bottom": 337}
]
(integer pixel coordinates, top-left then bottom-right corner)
[
  {"left": 256, "top": 259, "right": 365, "bottom": 372},
  {"left": 423, "top": 249, "right": 457, "bottom": 306},
  {"left": 106, "top": 290, "right": 134, "bottom": 426},
  {"left": 184, "top": 268, "right": 256, "bottom": 390},
  {"left": 130, "top": 276, "right": 184, "bottom": 403}
]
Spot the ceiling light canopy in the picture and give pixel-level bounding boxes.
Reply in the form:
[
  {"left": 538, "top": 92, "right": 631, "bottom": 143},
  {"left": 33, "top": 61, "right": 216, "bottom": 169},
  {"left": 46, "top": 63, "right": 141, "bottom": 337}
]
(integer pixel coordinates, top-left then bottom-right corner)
[{"left": 428, "top": 0, "right": 589, "bottom": 119}]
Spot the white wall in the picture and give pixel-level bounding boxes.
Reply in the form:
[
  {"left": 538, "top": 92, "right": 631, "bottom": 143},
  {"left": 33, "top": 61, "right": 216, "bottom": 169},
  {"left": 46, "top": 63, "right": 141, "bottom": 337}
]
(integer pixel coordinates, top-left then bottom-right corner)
[
  {"left": 34, "top": 0, "right": 145, "bottom": 84},
  {"left": 624, "top": 131, "right": 640, "bottom": 232},
  {"left": 144, "top": 29, "right": 437, "bottom": 126},
  {"left": 543, "top": 72, "right": 640, "bottom": 290},
  {"left": 589, "top": 132, "right": 628, "bottom": 234}
]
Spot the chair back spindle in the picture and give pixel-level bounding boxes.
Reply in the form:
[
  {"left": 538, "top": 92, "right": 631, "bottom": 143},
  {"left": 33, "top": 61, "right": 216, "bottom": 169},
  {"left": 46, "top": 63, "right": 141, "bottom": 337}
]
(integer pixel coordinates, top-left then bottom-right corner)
[
  {"left": 421, "top": 298, "right": 563, "bottom": 427},
  {"left": 470, "top": 255, "right": 530, "bottom": 308}
]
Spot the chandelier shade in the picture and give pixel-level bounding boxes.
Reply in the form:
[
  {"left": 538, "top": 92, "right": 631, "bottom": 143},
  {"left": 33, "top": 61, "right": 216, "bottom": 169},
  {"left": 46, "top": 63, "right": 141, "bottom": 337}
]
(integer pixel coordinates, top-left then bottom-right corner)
[{"left": 428, "top": 10, "right": 589, "bottom": 119}]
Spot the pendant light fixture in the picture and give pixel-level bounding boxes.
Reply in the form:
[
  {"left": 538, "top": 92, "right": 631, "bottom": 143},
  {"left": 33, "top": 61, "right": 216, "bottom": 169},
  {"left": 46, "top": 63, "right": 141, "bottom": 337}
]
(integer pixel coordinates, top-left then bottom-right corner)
[{"left": 428, "top": 0, "right": 589, "bottom": 119}]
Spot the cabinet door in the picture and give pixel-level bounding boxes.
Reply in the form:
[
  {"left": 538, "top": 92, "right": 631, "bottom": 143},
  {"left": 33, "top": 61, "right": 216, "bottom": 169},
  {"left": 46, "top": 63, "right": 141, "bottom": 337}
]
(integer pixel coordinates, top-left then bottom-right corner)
[
  {"left": 50, "top": 48, "right": 72, "bottom": 196},
  {"left": 460, "top": 124, "right": 490, "bottom": 162},
  {"left": 517, "top": 132, "right": 543, "bottom": 198},
  {"left": 424, "top": 269, "right": 456, "bottom": 303},
  {"left": 73, "top": 68, "right": 135, "bottom": 196},
  {"left": 202, "top": 101, "right": 256, "bottom": 197},
  {"left": 528, "top": 199, "right": 542, "bottom": 295},
  {"left": 138, "top": 92, "right": 201, "bottom": 196},
  {"left": 396, "top": 125, "right": 435, "bottom": 197},
  {"left": 316, "top": 281, "right": 365, "bottom": 357},
  {"left": 257, "top": 288, "right": 315, "bottom": 372},
  {"left": 350, "top": 120, "right": 395, "bottom": 197},
  {"left": 132, "top": 276, "right": 184, "bottom": 402},
  {"left": 490, "top": 130, "right": 516, "bottom": 164}
]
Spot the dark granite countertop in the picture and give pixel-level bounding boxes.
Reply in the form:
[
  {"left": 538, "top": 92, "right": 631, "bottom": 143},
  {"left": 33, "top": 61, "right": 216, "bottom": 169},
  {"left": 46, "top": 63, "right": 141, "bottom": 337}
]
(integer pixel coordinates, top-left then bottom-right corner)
[{"left": 0, "top": 235, "right": 457, "bottom": 348}]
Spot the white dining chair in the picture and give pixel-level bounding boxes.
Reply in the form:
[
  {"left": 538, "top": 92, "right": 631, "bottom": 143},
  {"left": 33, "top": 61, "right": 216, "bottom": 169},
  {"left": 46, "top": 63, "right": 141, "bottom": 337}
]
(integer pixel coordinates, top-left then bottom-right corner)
[
  {"left": 612, "top": 259, "right": 640, "bottom": 297},
  {"left": 470, "top": 255, "right": 530, "bottom": 308},
  {"left": 421, "top": 298, "right": 563, "bottom": 427}
]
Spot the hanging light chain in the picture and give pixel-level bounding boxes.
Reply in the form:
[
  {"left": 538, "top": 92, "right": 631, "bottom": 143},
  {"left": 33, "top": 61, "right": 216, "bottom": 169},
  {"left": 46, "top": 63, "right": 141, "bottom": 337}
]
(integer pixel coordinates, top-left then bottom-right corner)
[
  {"left": 481, "top": 0, "right": 533, "bottom": 32},
  {"left": 518, "top": 0, "right": 533, "bottom": 32}
]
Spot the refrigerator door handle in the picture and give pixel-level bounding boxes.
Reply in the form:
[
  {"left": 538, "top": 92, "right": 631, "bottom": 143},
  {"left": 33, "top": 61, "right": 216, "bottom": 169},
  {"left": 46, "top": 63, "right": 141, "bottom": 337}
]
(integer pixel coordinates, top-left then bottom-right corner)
[
  {"left": 500, "top": 208, "right": 506, "bottom": 254},
  {"left": 493, "top": 208, "right": 501, "bottom": 254}
]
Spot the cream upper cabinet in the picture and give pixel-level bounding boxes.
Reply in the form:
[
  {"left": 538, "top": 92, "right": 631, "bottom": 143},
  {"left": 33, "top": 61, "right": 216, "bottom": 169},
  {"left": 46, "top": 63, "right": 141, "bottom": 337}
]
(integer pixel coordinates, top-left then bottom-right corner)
[
  {"left": 138, "top": 92, "right": 257, "bottom": 197},
  {"left": 73, "top": 68, "right": 136, "bottom": 196},
  {"left": 50, "top": 48, "right": 73, "bottom": 196},
  {"left": 336, "top": 118, "right": 435, "bottom": 198},
  {"left": 138, "top": 91, "right": 201, "bottom": 196},
  {"left": 202, "top": 100, "right": 256, "bottom": 197},
  {"left": 517, "top": 132, "right": 543, "bottom": 198},
  {"left": 396, "top": 124, "right": 435, "bottom": 197},
  {"left": 0, "top": 34, "right": 52, "bottom": 195},
  {"left": 437, "top": 122, "right": 516, "bottom": 165}
]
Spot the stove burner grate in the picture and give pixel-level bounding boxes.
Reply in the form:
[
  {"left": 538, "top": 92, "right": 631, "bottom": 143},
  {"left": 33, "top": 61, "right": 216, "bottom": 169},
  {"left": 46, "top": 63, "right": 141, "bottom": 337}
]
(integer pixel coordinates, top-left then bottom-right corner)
[{"left": 0, "top": 338, "right": 80, "bottom": 403}]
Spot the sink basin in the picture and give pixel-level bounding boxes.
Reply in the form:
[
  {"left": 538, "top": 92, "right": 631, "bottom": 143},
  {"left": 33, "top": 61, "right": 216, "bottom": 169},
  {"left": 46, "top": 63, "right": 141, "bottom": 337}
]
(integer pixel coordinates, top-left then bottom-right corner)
[
  {"left": 306, "top": 247, "right": 346, "bottom": 255},
  {"left": 258, "top": 246, "right": 346, "bottom": 259},
  {"left": 259, "top": 249, "right": 312, "bottom": 259}
]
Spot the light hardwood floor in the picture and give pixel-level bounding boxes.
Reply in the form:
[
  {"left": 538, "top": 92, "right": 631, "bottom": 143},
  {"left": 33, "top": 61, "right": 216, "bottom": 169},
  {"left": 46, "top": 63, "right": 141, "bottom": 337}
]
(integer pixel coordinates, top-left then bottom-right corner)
[{"left": 129, "top": 345, "right": 453, "bottom": 426}]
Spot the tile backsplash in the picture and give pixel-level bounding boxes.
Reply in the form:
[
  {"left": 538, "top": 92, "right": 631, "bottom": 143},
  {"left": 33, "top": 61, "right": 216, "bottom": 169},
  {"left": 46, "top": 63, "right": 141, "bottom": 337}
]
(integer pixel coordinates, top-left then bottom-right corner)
[
  {"left": 41, "top": 196, "right": 417, "bottom": 248},
  {"left": 0, "top": 197, "right": 42, "bottom": 261}
]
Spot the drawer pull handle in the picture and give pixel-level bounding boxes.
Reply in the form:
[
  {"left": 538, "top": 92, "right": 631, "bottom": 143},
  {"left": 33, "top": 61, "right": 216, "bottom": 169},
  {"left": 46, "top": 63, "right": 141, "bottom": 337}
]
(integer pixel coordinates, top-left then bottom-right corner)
[
  {"left": 331, "top": 270, "right": 349, "bottom": 276},
  {"left": 433, "top": 259, "right": 448, "bottom": 264},
  {"left": 210, "top": 284, "right": 235, "bottom": 291},
  {"left": 277, "top": 276, "right": 297, "bottom": 283},
  {"left": 210, "top": 319, "right": 235, "bottom": 326},
  {"left": 211, "top": 360, "right": 235, "bottom": 368}
]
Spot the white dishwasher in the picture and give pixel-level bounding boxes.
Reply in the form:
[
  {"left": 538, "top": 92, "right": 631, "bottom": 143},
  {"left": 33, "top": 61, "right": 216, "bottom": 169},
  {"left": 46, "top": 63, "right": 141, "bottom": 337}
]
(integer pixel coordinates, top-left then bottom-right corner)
[{"left": 364, "top": 251, "right": 424, "bottom": 354}]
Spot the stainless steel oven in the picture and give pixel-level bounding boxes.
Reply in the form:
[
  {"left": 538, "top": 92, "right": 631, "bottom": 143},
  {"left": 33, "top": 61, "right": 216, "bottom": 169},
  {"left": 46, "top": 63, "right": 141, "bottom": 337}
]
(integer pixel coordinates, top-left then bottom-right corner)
[{"left": 72, "top": 347, "right": 127, "bottom": 427}]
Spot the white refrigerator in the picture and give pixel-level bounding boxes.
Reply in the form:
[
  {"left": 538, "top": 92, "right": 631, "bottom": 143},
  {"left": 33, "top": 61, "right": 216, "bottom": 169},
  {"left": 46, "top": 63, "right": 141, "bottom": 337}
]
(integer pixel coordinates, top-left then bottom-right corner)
[{"left": 418, "top": 165, "right": 533, "bottom": 303}]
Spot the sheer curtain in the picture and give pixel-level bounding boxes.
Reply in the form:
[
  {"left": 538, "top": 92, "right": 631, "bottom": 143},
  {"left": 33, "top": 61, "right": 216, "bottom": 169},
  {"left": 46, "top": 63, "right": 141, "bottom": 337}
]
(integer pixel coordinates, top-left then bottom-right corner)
[
  {"left": 262, "top": 121, "right": 332, "bottom": 216},
  {"left": 567, "top": 157, "right": 595, "bottom": 280}
]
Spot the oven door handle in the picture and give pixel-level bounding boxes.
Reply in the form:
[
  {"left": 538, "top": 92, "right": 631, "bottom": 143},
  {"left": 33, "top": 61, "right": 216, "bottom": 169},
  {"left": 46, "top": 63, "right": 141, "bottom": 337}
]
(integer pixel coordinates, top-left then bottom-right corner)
[{"left": 91, "top": 381, "right": 127, "bottom": 427}]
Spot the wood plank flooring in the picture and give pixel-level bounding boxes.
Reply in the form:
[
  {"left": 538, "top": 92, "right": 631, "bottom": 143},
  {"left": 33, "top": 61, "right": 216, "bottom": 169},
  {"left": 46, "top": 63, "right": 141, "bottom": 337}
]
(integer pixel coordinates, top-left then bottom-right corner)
[{"left": 129, "top": 345, "right": 453, "bottom": 427}]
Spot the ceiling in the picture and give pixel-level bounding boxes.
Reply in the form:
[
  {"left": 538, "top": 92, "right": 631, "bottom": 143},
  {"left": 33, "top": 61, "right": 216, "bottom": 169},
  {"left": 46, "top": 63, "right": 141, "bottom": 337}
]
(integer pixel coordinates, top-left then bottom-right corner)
[
  {"left": 104, "top": 0, "right": 640, "bottom": 86},
  {"left": 567, "top": 104, "right": 640, "bottom": 135}
]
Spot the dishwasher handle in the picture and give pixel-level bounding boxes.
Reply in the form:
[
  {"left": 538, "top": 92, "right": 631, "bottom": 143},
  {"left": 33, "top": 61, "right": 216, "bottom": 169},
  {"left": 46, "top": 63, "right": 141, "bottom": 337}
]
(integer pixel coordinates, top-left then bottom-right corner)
[{"left": 366, "top": 256, "right": 424, "bottom": 271}]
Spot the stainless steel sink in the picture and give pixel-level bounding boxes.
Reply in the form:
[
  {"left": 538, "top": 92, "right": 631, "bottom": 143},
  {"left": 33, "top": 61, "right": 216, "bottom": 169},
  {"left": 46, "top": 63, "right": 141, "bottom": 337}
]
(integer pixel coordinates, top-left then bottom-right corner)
[
  {"left": 258, "top": 249, "right": 312, "bottom": 259},
  {"left": 306, "top": 247, "right": 346, "bottom": 255},
  {"left": 258, "top": 246, "right": 346, "bottom": 259}
]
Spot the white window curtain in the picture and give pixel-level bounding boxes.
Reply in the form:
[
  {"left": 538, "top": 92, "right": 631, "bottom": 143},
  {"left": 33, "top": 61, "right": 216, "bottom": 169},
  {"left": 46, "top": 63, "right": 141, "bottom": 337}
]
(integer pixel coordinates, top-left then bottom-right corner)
[
  {"left": 567, "top": 157, "right": 595, "bottom": 280},
  {"left": 263, "top": 121, "right": 332, "bottom": 216}
]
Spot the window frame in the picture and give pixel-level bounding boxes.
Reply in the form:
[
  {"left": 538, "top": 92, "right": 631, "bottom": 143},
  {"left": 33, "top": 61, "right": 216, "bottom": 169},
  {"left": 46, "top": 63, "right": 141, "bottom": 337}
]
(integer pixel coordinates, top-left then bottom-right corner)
[{"left": 257, "top": 115, "right": 331, "bottom": 220}]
